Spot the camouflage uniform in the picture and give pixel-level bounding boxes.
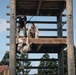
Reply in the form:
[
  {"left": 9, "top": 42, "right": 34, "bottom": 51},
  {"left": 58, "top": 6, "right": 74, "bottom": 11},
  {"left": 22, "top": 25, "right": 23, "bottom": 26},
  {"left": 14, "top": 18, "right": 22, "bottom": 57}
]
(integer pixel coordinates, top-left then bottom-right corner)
[{"left": 27, "top": 24, "right": 39, "bottom": 38}]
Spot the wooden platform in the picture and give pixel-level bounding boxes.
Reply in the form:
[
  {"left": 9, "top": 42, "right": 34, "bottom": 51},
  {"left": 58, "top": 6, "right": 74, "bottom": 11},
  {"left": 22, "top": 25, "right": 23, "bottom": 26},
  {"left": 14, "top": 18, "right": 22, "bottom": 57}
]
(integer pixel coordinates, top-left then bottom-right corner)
[
  {"left": 16, "top": 0, "right": 66, "bottom": 16},
  {"left": 16, "top": 38, "right": 67, "bottom": 53}
]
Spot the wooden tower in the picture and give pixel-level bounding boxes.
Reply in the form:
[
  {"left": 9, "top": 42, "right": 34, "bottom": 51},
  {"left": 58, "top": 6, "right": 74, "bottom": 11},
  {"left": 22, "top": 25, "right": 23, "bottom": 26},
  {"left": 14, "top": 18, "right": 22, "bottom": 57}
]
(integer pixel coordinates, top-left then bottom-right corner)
[{"left": 6, "top": 0, "right": 75, "bottom": 75}]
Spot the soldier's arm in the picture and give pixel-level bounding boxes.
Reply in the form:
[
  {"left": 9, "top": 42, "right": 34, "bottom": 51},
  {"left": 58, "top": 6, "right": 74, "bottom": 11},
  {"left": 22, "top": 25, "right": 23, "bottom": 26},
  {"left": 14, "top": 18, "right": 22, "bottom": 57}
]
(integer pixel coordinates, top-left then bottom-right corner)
[
  {"left": 35, "top": 27, "right": 39, "bottom": 38},
  {"left": 24, "top": 16, "right": 27, "bottom": 27},
  {"left": 27, "top": 27, "right": 31, "bottom": 37}
]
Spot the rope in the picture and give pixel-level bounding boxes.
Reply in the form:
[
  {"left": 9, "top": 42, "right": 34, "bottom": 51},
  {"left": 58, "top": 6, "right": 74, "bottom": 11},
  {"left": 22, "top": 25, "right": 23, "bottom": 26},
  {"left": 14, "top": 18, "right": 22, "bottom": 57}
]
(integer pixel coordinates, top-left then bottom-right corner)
[
  {"left": 0, "top": 8, "right": 7, "bottom": 24},
  {"left": 62, "top": 21, "right": 66, "bottom": 27},
  {"left": 27, "top": 16, "right": 33, "bottom": 27}
]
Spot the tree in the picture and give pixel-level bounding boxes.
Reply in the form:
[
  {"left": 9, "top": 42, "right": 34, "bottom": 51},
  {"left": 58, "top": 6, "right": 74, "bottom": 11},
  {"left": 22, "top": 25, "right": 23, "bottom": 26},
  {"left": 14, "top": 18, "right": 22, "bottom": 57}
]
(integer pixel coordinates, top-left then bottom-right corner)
[
  {"left": 64, "top": 46, "right": 76, "bottom": 75},
  {"left": 74, "top": 46, "right": 76, "bottom": 74},
  {"left": 0, "top": 51, "right": 9, "bottom": 65},
  {"left": 0, "top": 51, "right": 31, "bottom": 75},
  {"left": 64, "top": 49, "right": 68, "bottom": 75},
  {"left": 16, "top": 53, "right": 32, "bottom": 75},
  {"left": 38, "top": 53, "right": 57, "bottom": 75}
]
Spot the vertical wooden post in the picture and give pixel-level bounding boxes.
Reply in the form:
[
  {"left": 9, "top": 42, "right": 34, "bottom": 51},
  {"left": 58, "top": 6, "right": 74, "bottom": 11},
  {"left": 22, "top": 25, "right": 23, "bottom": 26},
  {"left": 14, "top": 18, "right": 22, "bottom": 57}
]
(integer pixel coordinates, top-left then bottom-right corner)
[
  {"left": 9, "top": 0, "right": 16, "bottom": 75},
  {"left": 57, "top": 14, "right": 64, "bottom": 75},
  {"left": 58, "top": 49, "right": 64, "bottom": 75},
  {"left": 66, "top": 0, "right": 75, "bottom": 75},
  {"left": 57, "top": 14, "right": 62, "bottom": 37}
]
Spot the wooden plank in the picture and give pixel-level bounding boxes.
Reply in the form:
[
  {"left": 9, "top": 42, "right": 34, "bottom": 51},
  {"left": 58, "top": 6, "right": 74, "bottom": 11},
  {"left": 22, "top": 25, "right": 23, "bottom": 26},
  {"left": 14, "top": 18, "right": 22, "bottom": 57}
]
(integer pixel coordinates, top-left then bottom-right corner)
[
  {"left": 6, "top": 28, "right": 10, "bottom": 31},
  {"left": 6, "top": 28, "right": 66, "bottom": 31},
  {"left": 6, "top": 43, "right": 10, "bottom": 46},
  {"left": 6, "top": 13, "right": 10, "bottom": 16},
  {"left": 27, "top": 21, "right": 66, "bottom": 24},
  {"left": 16, "top": 0, "right": 66, "bottom": 2},
  {"left": 66, "top": 0, "right": 75, "bottom": 75},
  {"left": 22, "top": 38, "right": 66, "bottom": 44},
  {"left": 57, "top": 14, "right": 62, "bottom": 37},
  {"left": 57, "top": 14, "right": 64, "bottom": 75},
  {"left": 6, "top": 36, "right": 67, "bottom": 38},
  {"left": 6, "top": 5, "right": 10, "bottom": 8},
  {"left": 7, "top": 20, "right": 66, "bottom": 24},
  {"left": 58, "top": 50, "right": 64, "bottom": 75},
  {"left": 17, "top": 6, "right": 56, "bottom": 9},
  {"left": 6, "top": 12, "right": 66, "bottom": 17},
  {"left": 62, "top": 14, "right": 66, "bottom": 16},
  {"left": 16, "top": 66, "right": 58, "bottom": 69},
  {"left": 6, "top": 21, "right": 10, "bottom": 23},
  {"left": 6, "top": 38, "right": 66, "bottom": 45},
  {"left": 16, "top": 0, "right": 66, "bottom": 16},
  {"left": 16, "top": 59, "right": 58, "bottom": 61}
]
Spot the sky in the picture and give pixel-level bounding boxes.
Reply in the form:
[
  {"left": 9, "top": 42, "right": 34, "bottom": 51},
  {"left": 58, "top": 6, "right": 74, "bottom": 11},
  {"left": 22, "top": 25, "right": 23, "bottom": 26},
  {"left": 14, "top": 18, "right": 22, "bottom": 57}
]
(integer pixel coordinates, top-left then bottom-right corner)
[{"left": 0, "top": 0, "right": 76, "bottom": 74}]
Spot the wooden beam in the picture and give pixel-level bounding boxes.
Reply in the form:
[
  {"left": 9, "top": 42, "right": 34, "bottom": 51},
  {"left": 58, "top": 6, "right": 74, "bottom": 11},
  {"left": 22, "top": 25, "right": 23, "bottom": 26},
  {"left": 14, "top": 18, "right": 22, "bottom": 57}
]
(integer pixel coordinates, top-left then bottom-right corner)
[
  {"left": 16, "top": 66, "right": 58, "bottom": 69},
  {"left": 6, "top": 5, "right": 10, "bottom": 8},
  {"left": 9, "top": 0, "right": 16, "bottom": 75},
  {"left": 27, "top": 21, "right": 66, "bottom": 24},
  {"left": 16, "top": 0, "right": 66, "bottom": 2},
  {"left": 7, "top": 20, "right": 66, "bottom": 24},
  {"left": 18, "top": 6, "right": 60, "bottom": 10},
  {"left": 62, "top": 14, "right": 66, "bottom": 16},
  {"left": 58, "top": 50, "right": 64, "bottom": 75},
  {"left": 6, "top": 35, "right": 67, "bottom": 39},
  {"left": 6, "top": 43, "right": 10, "bottom": 46},
  {"left": 6, "top": 28, "right": 67, "bottom": 31},
  {"left": 6, "top": 38, "right": 66, "bottom": 45},
  {"left": 16, "top": 59, "right": 58, "bottom": 61},
  {"left": 6, "top": 13, "right": 10, "bottom": 16},
  {"left": 66, "top": 0, "right": 75, "bottom": 75},
  {"left": 21, "top": 38, "right": 66, "bottom": 44},
  {"left": 37, "top": 44, "right": 42, "bottom": 51},
  {"left": 6, "top": 28, "right": 10, "bottom": 31},
  {"left": 6, "top": 14, "right": 66, "bottom": 17},
  {"left": 36, "top": 0, "right": 42, "bottom": 15},
  {"left": 57, "top": 14, "right": 62, "bottom": 37},
  {"left": 57, "top": 13, "right": 64, "bottom": 75}
]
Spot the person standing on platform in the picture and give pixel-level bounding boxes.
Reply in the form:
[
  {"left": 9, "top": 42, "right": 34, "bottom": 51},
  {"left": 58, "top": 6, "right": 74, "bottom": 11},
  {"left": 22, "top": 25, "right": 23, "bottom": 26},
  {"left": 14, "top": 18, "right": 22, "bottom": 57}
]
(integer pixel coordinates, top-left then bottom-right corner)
[{"left": 16, "top": 14, "right": 27, "bottom": 38}]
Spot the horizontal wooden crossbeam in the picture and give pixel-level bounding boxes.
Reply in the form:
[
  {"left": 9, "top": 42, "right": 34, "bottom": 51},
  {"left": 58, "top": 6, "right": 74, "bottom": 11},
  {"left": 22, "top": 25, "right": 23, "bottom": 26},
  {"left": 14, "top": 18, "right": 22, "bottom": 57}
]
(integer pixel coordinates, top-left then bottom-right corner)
[
  {"left": 6, "top": 13, "right": 66, "bottom": 16},
  {"left": 6, "top": 35, "right": 66, "bottom": 38},
  {"left": 7, "top": 20, "right": 66, "bottom": 24},
  {"left": 16, "top": 0, "right": 66, "bottom": 2},
  {"left": 16, "top": 66, "right": 57, "bottom": 69},
  {"left": 16, "top": 59, "right": 58, "bottom": 61},
  {"left": 6, "top": 28, "right": 66, "bottom": 31},
  {"left": 6, "top": 38, "right": 66, "bottom": 46},
  {"left": 21, "top": 38, "right": 66, "bottom": 44}
]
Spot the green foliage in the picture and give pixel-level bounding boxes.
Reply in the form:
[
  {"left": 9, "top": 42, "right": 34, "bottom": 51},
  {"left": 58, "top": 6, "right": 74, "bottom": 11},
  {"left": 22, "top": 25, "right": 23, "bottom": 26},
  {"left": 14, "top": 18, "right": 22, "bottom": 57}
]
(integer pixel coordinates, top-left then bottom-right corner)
[
  {"left": 64, "top": 46, "right": 76, "bottom": 75},
  {"left": 38, "top": 46, "right": 76, "bottom": 75},
  {"left": 0, "top": 51, "right": 9, "bottom": 65},
  {"left": 74, "top": 46, "right": 76, "bottom": 64},
  {"left": 0, "top": 51, "right": 31, "bottom": 75},
  {"left": 38, "top": 53, "right": 57, "bottom": 75},
  {"left": 16, "top": 53, "right": 31, "bottom": 75},
  {"left": 64, "top": 50, "right": 68, "bottom": 75}
]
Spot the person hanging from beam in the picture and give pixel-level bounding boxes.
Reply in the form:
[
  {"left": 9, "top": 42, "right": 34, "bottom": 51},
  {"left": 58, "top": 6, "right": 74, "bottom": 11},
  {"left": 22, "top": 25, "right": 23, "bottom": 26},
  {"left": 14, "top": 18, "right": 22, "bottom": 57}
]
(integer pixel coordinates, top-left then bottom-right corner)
[
  {"left": 27, "top": 23, "right": 39, "bottom": 38},
  {"left": 17, "top": 37, "right": 32, "bottom": 54},
  {"left": 16, "top": 14, "right": 27, "bottom": 38}
]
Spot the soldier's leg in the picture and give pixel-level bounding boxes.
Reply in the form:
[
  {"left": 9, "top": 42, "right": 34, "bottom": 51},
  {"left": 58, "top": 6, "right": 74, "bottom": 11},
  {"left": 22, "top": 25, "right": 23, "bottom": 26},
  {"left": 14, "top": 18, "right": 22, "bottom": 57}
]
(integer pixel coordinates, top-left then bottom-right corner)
[
  {"left": 23, "top": 27, "right": 27, "bottom": 37},
  {"left": 16, "top": 26, "right": 20, "bottom": 43}
]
